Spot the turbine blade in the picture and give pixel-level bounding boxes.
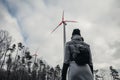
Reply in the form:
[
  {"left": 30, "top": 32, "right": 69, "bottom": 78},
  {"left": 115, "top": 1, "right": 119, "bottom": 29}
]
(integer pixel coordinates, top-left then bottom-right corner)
[
  {"left": 51, "top": 22, "right": 63, "bottom": 33},
  {"left": 33, "top": 54, "right": 37, "bottom": 56},
  {"left": 33, "top": 54, "right": 36, "bottom": 56},
  {"left": 62, "top": 11, "right": 64, "bottom": 21},
  {"left": 65, "top": 20, "right": 78, "bottom": 23}
]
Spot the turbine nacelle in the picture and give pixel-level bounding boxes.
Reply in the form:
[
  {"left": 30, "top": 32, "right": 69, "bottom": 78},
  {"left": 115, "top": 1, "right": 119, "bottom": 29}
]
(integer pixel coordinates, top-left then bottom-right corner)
[{"left": 51, "top": 11, "right": 77, "bottom": 33}]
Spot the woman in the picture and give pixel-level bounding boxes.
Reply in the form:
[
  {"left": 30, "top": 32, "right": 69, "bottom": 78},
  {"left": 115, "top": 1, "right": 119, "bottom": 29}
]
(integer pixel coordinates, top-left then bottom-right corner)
[{"left": 61, "top": 29, "right": 93, "bottom": 80}]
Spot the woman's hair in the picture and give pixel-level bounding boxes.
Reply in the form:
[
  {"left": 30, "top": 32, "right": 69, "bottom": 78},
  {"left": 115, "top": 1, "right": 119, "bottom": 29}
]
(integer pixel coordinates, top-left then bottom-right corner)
[
  {"left": 81, "top": 37, "right": 84, "bottom": 41},
  {"left": 72, "top": 29, "right": 81, "bottom": 36}
]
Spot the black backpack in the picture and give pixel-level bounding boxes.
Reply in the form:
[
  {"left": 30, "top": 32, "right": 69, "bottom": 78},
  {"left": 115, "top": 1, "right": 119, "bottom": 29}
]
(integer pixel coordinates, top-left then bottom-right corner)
[{"left": 70, "top": 42, "right": 90, "bottom": 65}]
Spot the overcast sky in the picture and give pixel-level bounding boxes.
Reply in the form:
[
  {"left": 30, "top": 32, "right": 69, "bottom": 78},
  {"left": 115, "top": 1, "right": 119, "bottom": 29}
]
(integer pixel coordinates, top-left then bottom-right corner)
[{"left": 0, "top": 0, "right": 120, "bottom": 69}]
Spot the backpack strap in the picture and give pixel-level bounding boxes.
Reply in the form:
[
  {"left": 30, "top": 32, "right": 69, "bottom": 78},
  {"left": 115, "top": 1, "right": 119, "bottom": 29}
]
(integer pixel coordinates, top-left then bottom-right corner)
[{"left": 68, "top": 44, "right": 73, "bottom": 61}]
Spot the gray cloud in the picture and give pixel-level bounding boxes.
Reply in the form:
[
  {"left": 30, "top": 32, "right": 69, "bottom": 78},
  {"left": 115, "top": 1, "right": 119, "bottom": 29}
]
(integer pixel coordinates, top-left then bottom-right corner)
[
  {"left": 109, "top": 41, "right": 120, "bottom": 59},
  {"left": 0, "top": 1, "right": 23, "bottom": 43}
]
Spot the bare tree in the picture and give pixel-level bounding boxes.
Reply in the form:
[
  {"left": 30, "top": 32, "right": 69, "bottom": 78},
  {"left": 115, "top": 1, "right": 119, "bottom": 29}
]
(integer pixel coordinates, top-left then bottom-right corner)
[
  {"left": 99, "top": 69, "right": 106, "bottom": 80},
  {"left": 54, "top": 65, "right": 61, "bottom": 80},
  {"left": 0, "top": 30, "right": 12, "bottom": 68},
  {"left": 94, "top": 69, "right": 99, "bottom": 80},
  {"left": 110, "top": 66, "right": 120, "bottom": 80}
]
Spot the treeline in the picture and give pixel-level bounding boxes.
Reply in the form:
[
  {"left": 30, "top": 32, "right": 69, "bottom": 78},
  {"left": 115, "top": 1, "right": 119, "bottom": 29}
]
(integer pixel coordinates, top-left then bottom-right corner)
[
  {"left": 0, "top": 30, "right": 61, "bottom": 80},
  {"left": 1, "top": 30, "right": 120, "bottom": 80},
  {"left": 94, "top": 66, "right": 120, "bottom": 80}
]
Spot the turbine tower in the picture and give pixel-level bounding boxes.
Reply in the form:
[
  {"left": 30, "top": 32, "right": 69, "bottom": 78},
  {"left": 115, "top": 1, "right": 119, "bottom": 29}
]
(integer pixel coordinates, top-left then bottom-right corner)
[
  {"left": 33, "top": 48, "right": 39, "bottom": 63},
  {"left": 51, "top": 11, "right": 77, "bottom": 54}
]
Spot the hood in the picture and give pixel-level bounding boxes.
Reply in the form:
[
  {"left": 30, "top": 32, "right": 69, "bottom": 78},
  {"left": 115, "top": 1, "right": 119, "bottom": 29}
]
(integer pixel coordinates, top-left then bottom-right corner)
[{"left": 71, "top": 35, "right": 82, "bottom": 41}]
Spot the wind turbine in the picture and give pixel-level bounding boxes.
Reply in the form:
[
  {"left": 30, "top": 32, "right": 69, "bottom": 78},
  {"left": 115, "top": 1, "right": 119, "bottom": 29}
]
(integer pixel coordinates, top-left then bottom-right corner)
[
  {"left": 51, "top": 11, "right": 77, "bottom": 53},
  {"left": 33, "top": 48, "right": 39, "bottom": 63}
]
